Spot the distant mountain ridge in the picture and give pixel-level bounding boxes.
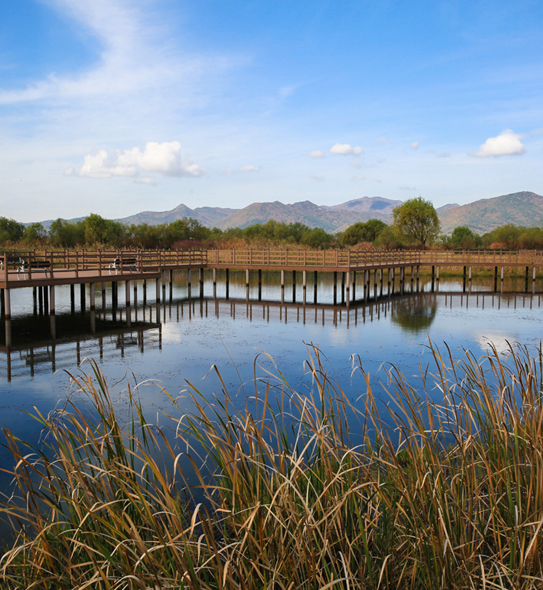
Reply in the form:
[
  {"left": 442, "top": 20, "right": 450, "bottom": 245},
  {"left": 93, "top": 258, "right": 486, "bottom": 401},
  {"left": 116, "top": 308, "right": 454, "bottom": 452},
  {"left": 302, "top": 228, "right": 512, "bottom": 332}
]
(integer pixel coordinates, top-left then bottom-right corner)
[
  {"left": 211, "top": 198, "right": 402, "bottom": 232},
  {"left": 38, "top": 192, "right": 543, "bottom": 235},
  {"left": 438, "top": 191, "right": 543, "bottom": 234},
  {"left": 117, "top": 203, "right": 237, "bottom": 227}
]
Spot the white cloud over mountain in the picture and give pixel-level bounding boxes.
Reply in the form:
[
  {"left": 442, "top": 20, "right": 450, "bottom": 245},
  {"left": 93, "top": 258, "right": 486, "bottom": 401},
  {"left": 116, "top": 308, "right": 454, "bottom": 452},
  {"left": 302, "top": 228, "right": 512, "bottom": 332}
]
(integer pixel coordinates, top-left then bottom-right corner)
[
  {"left": 66, "top": 142, "right": 206, "bottom": 179},
  {"left": 473, "top": 130, "right": 526, "bottom": 157}
]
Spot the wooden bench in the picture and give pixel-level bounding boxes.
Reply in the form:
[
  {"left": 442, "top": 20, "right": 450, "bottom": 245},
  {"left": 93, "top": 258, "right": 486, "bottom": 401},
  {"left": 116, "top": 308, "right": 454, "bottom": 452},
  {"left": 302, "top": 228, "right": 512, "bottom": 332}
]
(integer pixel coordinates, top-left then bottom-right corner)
[
  {"left": 108, "top": 257, "right": 139, "bottom": 275},
  {"left": 17, "top": 259, "right": 51, "bottom": 279},
  {"left": 0, "top": 256, "right": 24, "bottom": 271}
]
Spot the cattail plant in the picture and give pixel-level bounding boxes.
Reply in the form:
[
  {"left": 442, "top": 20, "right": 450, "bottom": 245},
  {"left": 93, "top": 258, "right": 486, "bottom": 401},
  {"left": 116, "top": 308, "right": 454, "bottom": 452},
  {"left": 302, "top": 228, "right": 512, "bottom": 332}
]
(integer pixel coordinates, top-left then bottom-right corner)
[{"left": 1, "top": 342, "right": 543, "bottom": 589}]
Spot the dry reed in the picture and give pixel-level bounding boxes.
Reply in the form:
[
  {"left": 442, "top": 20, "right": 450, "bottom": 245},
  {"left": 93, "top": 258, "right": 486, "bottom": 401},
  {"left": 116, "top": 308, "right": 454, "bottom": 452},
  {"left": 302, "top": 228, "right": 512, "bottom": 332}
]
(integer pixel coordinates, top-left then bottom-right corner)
[{"left": 1, "top": 342, "right": 543, "bottom": 589}]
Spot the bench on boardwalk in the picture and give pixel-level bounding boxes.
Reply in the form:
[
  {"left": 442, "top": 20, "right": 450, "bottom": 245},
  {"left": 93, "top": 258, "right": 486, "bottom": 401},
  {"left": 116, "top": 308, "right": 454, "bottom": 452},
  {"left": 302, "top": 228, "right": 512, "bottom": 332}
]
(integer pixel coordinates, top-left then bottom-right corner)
[
  {"left": 0, "top": 256, "right": 25, "bottom": 272},
  {"left": 17, "top": 259, "right": 51, "bottom": 279},
  {"left": 108, "top": 257, "right": 139, "bottom": 275}
]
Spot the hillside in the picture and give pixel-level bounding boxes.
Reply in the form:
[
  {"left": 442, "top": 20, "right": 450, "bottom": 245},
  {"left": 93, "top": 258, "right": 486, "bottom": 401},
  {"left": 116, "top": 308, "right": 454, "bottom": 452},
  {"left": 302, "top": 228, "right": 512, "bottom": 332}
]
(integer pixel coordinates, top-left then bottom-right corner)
[
  {"left": 215, "top": 198, "right": 395, "bottom": 232},
  {"left": 37, "top": 192, "right": 543, "bottom": 235},
  {"left": 118, "top": 203, "right": 237, "bottom": 226},
  {"left": 439, "top": 191, "right": 543, "bottom": 234},
  {"left": 324, "top": 196, "right": 402, "bottom": 214}
]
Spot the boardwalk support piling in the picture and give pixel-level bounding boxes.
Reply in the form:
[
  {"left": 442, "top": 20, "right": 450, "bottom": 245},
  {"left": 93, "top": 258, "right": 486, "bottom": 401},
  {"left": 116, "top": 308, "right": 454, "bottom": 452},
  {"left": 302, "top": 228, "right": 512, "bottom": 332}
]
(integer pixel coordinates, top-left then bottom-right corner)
[
  {"left": 4, "top": 289, "right": 11, "bottom": 319},
  {"left": 49, "top": 285, "right": 55, "bottom": 315}
]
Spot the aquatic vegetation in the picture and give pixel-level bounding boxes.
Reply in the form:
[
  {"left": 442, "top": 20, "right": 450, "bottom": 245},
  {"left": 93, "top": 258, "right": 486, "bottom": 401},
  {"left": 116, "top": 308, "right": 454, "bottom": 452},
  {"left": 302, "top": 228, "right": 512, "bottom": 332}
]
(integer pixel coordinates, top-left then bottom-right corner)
[{"left": 2, "top": 342, "right": 543, "bottom": 589}]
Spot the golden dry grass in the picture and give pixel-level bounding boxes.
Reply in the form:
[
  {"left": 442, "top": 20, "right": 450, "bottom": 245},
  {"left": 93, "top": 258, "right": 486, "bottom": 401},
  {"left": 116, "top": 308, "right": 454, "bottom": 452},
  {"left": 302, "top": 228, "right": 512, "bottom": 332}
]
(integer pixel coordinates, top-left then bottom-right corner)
[{"left": 1, "top": 342, "right": 543, "bottom": 589}]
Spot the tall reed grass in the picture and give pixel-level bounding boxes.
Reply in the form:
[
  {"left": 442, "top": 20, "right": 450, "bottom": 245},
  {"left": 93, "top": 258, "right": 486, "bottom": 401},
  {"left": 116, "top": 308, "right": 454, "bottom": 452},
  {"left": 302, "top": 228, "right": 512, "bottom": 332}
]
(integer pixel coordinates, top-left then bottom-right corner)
[{"left": 2, "top": 342, "right": 543, "bottom": 589}]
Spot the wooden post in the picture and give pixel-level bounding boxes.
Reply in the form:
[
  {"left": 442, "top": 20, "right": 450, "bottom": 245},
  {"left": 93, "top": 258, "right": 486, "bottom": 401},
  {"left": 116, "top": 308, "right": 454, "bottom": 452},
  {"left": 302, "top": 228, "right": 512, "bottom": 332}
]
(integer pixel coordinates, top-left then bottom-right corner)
[
  {"left": 125, "top": 280, "right": 131, "bottom": 306},
  {"left": 44, "top": 285, "right": 49, "bottom": 314},
  {"left": 49, "top": 285, "right": 55, "bottom": 315},
  {"left": 90, "top": 283, "right": 96, "bottom": 310},
  {"left": 4, "top": 288, "right": 11, "bottom": 319}
]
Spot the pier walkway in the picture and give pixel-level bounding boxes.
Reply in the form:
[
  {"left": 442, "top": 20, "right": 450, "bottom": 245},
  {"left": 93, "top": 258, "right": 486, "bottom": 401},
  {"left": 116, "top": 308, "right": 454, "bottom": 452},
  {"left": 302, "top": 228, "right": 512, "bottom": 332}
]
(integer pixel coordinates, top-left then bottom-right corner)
[{"left": 2, "top": 248, "right": 543, "bottom": 318}]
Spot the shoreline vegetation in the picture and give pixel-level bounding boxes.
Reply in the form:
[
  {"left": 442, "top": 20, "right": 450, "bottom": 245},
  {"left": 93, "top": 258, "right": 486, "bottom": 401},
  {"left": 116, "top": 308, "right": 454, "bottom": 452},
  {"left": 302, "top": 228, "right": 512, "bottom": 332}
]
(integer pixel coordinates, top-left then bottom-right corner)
[
  {"left": 2, "top": 343, "right": 543, "bottom": 588},
  {"left": 3, "top": 208, "right": 543, "bottom": 252}
]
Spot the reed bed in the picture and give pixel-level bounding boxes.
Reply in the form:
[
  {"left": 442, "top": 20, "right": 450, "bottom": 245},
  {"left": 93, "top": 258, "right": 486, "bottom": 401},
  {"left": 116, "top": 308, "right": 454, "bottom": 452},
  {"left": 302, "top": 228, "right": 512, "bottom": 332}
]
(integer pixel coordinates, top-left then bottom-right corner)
[{"left": 2, "top": 342, "right": 543, "bottom": 589}]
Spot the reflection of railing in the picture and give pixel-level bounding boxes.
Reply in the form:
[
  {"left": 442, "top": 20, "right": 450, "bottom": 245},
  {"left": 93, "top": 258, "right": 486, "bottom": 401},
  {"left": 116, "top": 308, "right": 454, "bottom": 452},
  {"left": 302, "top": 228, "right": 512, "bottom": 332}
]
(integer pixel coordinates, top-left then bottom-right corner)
[{"left": 0, "top": 312, "right": 162, "bottom": 381}]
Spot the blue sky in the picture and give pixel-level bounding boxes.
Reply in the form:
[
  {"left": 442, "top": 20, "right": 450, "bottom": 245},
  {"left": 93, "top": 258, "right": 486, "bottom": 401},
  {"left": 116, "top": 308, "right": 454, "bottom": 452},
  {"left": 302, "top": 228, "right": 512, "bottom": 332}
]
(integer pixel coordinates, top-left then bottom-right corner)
[{"left": 1, "top": 0, "right": 542, "bottom": 223}]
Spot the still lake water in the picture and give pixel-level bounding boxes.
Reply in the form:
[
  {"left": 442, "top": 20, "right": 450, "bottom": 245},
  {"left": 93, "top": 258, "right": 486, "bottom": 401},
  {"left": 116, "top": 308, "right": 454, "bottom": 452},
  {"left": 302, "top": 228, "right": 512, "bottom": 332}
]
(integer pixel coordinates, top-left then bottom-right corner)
[{"left": 1, "top": 270, "right": 543, "bottom": 537}]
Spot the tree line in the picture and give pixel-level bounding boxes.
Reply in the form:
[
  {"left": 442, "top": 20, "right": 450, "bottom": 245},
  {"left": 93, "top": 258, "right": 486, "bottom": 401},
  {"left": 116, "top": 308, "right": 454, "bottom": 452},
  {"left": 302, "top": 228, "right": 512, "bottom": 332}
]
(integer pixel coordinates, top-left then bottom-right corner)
[{"left": 1, "top": 197, "right": 543, "bottom": 250}]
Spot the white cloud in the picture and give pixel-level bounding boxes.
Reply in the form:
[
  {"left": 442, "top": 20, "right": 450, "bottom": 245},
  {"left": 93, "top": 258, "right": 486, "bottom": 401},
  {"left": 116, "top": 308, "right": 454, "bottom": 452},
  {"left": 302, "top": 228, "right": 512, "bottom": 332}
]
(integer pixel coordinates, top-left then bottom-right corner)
[
  {"left": 71, "top": 141, "right": 206, "bottom": 179},
  {"left": 472, "top": 129, "right": 526, "bottom": 157},
  {"left": 352, "top": 175, "right": 365, "bottom": 181},
  {"left": 376, "top": 136, "right": 389, "bottom": 144},
  {"left": 240, "top": 165, "right": 258, "bottom": 172},
  {"left": 135, "top": 177, "right": 155, "bottom": 185},
  {"left": 0, "top": 0, "right": 233, "bottom": 107},
  {"left": 410, "top": 141, "right": 419, "bottom": 150},
  {"left": 438, "top": 152, "right": 451, "bottom": 158},
  {"left": 308, "top": 150, "right": 325, "bottom": 158},
  {"left": 351, "top": 161, "right": 362, "bottom": 169},
  {"left": 330, "top": 143, "right": 363, "bottom": 156},
  {"left": 310, "top": 175, "right": 325, "bottom": 181}
]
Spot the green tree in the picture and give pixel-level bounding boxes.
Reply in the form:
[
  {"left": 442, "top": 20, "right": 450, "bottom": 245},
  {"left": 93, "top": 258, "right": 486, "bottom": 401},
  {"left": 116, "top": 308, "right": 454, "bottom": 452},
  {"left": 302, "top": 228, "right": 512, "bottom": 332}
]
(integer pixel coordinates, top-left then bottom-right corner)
[
  {"left": 392, "top": 197, "right": 440, "bottom": 249},
  {"left": 22, "top": 222, "right": 47, "bottom": 244},
  {"left": 340, "top": 219, "right": 387, "bottom": 246},
  {"left": 300, "top": 228, "right": 332, "bottom": 249},
  {"left": 0, "top": 217, "right": 25, "bottom": 243},
  {"left": 49, "top": 219, "right": 85, "bottom": 247},
  {"left": 448, "top": 226, "right": 481, "bottom": 250}
]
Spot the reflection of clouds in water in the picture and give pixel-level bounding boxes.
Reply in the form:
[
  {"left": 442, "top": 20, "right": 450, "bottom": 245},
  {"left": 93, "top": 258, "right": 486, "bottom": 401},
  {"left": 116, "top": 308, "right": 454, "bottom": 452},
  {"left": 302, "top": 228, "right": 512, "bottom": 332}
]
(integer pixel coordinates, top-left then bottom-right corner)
[{"left": 476, "top": 333, "right": 520, "bottom": 355}]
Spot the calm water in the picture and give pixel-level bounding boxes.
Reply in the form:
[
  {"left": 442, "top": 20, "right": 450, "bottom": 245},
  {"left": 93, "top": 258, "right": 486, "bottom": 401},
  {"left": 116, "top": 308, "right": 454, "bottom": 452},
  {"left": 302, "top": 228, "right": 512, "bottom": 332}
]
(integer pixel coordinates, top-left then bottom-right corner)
[{"left": 1, "top": 270, "right": 543, "bottom": 539}]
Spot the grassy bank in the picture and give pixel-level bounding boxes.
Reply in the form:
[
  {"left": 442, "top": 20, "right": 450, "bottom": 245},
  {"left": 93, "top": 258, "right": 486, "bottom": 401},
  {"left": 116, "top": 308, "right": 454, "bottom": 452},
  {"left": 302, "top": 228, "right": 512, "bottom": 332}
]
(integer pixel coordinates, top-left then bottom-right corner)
[{"left": 2, "top": 343, "right": 543, "bottom": 589}]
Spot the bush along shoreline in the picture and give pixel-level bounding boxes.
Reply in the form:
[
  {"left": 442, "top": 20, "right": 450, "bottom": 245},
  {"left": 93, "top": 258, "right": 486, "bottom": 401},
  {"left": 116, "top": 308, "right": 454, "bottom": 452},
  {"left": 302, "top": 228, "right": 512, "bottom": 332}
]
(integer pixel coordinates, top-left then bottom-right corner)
[{"left": 2, "top": 342, "right": 543, "bottom": 589}]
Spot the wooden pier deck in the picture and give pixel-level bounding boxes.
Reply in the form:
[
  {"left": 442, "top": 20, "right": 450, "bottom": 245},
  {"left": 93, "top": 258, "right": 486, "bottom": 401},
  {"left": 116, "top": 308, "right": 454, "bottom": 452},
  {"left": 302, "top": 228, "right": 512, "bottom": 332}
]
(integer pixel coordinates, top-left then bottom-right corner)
[{"left": 2, "top": 248, "right": 543, "bottom": 318}]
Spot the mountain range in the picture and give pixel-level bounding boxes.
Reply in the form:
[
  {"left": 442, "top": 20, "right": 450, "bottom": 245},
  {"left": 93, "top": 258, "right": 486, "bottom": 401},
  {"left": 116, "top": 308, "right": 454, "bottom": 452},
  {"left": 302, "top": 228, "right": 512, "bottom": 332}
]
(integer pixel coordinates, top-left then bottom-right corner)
[
  {"left": 117, "top": 196, "right": 404, "bottom": 233},
  {"left": 41, "top": 191, "right": 543, "bottom": 235}
]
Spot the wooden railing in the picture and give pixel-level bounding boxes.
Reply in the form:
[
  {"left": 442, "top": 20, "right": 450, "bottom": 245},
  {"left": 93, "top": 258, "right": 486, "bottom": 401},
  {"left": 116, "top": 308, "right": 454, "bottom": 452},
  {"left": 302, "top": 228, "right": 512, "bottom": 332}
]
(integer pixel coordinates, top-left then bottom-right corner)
[
  {"left": 3, "top": 249, "right": 543, "bottom": 285},
  {"left": 0, "top": 250, "right": 208, "bottom": 283}
]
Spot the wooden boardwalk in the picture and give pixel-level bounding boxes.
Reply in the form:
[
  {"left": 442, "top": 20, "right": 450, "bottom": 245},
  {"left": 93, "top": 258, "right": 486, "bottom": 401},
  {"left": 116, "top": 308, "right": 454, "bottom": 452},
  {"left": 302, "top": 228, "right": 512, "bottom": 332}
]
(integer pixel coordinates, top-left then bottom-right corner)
[{"left": 2, "top": 248, "right": 543, "bottom": 318}]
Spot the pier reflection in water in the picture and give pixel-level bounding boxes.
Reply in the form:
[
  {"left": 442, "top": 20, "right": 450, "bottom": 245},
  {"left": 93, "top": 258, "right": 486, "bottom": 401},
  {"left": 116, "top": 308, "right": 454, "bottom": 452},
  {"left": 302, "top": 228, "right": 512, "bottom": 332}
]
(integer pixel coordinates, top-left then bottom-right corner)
[
  {"left": 2, "top": 284, "right": 541, "bottom": 382},
  {"left": 0, "top": 310, "right": 161, "bottom": 381}
]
